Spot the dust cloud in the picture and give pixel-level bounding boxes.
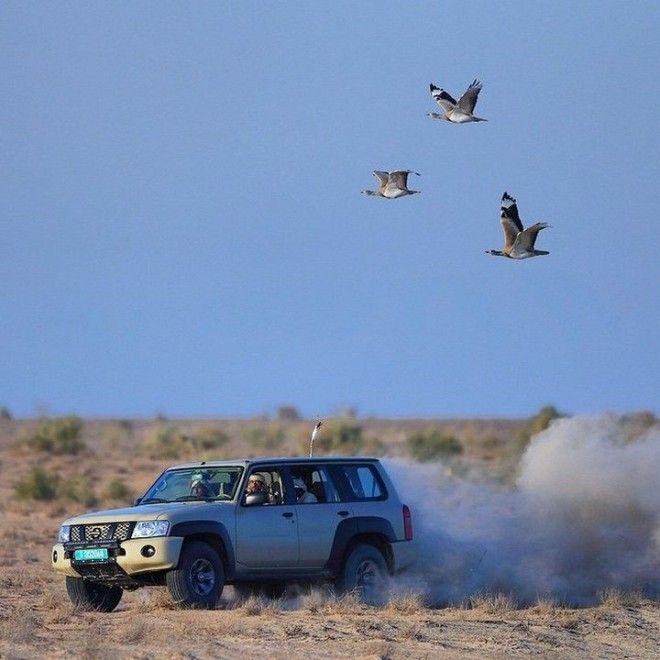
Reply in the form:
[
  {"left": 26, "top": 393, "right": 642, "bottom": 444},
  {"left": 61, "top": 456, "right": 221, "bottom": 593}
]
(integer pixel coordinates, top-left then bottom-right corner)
[{"left": 386, "top": 415, "right": 660, "bottom": 605}]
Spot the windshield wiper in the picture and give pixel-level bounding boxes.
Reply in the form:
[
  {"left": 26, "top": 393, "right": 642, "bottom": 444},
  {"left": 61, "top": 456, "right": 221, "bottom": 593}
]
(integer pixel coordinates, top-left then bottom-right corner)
[
  {"left": 140, "top": 497, "right": 169, "bottom": 504},
  {"left": 174, "top": 495, "right": 215, "bottom": 502}
]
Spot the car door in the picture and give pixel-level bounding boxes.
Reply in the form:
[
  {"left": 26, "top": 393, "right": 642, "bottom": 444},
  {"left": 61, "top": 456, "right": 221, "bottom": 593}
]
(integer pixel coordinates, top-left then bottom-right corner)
[
  {"left": 234, "top": 468, "right": 299, "bottom": 570},
  {"left": 292, "top": 465, "right": 352, "bottom": 569}
]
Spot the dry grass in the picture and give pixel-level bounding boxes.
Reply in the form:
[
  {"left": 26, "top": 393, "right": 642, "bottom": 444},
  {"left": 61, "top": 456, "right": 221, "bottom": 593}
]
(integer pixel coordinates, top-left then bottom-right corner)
[
  {"left": 465, "top": 591, "right": 518, "bottom": 613},
  {"left": 598, "top": 587, "right": 644, "bottom": 608},
  {"left": 0, "top": 604, "right": 43, "bottom": 645},
  {"left": 385, "top": 589, "right": 427, "bottom": 614}
]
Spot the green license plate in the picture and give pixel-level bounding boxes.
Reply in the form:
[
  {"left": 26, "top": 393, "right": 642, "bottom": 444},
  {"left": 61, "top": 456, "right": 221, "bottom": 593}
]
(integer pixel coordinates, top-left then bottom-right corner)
[{"left": 73, "top": 548, "right": 109, "bottom": 562}]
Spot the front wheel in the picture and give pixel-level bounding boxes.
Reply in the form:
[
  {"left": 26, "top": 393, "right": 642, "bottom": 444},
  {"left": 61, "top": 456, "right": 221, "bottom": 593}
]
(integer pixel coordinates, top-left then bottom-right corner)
[
  {"left": 337, "top": 543, "right": 389, "bottom": 605},
  {"left": 65, "top": 576, "right": 123, "bottom": 612},
  {"left": 166, "top": 541, "right": 224, "bottom": 609}
]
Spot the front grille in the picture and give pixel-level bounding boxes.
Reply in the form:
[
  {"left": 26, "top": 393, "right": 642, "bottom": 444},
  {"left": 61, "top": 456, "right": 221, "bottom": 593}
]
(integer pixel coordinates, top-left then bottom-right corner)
[{"left": 70, "top": 521, "right": 134, "bottom": 543}]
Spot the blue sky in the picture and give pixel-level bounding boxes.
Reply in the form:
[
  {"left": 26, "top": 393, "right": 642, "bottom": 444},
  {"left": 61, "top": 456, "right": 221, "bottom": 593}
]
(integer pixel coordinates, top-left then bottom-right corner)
[{"left": 1, "top": 2, "right": 658, "bottom": 418}]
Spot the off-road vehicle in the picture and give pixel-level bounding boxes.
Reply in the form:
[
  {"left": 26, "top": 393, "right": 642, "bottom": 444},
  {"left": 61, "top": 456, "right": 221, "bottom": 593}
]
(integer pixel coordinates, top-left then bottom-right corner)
[{"left": 52, "top": 457, "right": 415, "bottom": 611}]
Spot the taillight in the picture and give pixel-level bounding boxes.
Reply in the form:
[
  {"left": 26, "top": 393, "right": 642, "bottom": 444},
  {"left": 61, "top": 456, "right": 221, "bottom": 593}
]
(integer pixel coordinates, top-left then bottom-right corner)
[{"left": 403, "top": 504, "right": 413, "bottom": 540}]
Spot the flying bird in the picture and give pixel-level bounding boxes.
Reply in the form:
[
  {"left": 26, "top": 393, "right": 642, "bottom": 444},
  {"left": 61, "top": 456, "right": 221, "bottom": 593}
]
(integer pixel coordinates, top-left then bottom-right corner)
[
  {"left": 486, "top": 192, "right": 550, "bottom": 259},
  {"left": 361, "top": 170, "right": 420, "bottom": 198},
  {"left": 428, "top": 79, "right": 487, "bottom": 123}
]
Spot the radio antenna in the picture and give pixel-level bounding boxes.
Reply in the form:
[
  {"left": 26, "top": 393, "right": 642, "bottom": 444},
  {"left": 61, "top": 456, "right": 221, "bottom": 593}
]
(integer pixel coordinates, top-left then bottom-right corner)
[{"left": 309, "top": 420, "right": 322, "bottom": 457}]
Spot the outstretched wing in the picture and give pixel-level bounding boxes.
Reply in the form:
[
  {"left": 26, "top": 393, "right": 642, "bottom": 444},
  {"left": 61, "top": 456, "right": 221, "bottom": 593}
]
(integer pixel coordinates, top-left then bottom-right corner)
[
  {"left": 513, "top": 223, "right": 550, "bottom": 251},
  {"left": 372, "top": 171, "right": 390, "bottom": 188},
  {"left": 501, "top": 192, "right": 524, "bottom": 233},
  {"left": 457, "top": 79, "right": 483, "bottom": 113},
  {"left": 388, "top": 170, "right": 420, "bottom": 189},
  {"left": 430, "top": 84, "right": 457, "bottom": 112}
]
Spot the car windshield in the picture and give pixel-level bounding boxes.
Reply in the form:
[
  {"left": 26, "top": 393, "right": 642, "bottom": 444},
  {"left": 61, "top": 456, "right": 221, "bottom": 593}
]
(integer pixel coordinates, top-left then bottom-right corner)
[{"left": 140, "top": 466, "right": 244, "bottom": 503}]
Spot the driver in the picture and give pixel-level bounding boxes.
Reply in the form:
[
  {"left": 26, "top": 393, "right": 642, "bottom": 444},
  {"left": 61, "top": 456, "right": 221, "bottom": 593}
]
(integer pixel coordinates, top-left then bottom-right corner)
[{"left": 246, "top": 474, "right": 268, "bottom": 495}]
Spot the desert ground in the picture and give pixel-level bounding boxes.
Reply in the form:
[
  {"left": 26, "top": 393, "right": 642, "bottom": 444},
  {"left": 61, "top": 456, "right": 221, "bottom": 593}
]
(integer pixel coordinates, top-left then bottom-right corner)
[{"left": 1, "top": 412, "right": 658, "bottom": 658}]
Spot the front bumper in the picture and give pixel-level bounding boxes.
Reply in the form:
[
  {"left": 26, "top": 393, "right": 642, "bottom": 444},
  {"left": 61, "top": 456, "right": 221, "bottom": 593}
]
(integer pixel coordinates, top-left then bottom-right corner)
[{"left": 51, "top": 536, "right": 184, "bottom": 579}]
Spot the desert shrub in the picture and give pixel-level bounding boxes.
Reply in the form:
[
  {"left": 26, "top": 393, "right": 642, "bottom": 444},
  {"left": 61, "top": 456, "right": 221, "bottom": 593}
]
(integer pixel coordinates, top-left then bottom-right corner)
[
  {"left": 515, "top": 405, "right": 565, "bottom": 452},
  {"left": 332, "top": 422, "right": 363, "bottom": 453},
  {"left": 0, "top": 405, "right": 12, "bottom": 420},
  {"left": 277, "top": 406, "right": 300, "bottom": 421},
  {"left": 146, "top": 425, "right": 188, "bottom": 459},
  {"left": 302, "top": 422, "right": 364, "bottom": 456},
  {"left": 118, "top": 419, "right": 134, "bottom": 434},
  {"left": 103, "top": 479, "right": 130, "bottom": 502},
  {"left": 14, "top": 466, "right": 60, "bottom": 501},
  {"left": 406, "top": 431, "right": 463, "bottom": 462},
  {"left": 188, "top": 428, "right": 229, "bottom": 451},
  {"left": 58, "top": 474, "right": 97, "bottom": 507},
  {"left": 243, "top": 426, "right": 285, "bottom": 451},
  {"left": 26, "top": 416, "right": 85, "bottom": 455}
]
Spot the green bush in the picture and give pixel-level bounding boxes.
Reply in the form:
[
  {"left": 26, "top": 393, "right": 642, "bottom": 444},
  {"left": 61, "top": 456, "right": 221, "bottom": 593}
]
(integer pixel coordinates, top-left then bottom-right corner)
[
  {"left": 58, "top": 475, "right": 97, "bottom": 507},
  {"left": 406, "top": 431, "right": 463, "bottom": 462},
  {"left": 244, "top": 426, "right": 285, "bottom": 451},
  {"left": 277, "top": 406, "right": 300, "bottom": 421},
  {"left": 103, "top": 479, "right": 130, "bottom": 502},
  {"left": 14, "top": 466, "right": 60, "bottom": 501},
  {"left": 27, "top": 416, "right": 85, "bottom": 455},
  {"left": 146, "top": 425, "right": 187, "bottom": 459},
  {"left": 305, "top": 422, "right": 364, "bottom": 456},
  {"left": 189, "top": 429, "right": 229, "bottom": 451},
  {"left": 515, "top": 405, "right": 565, "bottom": 452}
]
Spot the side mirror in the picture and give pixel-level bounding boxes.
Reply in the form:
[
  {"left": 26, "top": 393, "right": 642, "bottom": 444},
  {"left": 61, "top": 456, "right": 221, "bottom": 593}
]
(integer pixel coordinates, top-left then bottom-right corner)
[{"left": 244, "top": 491, "right": 269, "bottom": 506}]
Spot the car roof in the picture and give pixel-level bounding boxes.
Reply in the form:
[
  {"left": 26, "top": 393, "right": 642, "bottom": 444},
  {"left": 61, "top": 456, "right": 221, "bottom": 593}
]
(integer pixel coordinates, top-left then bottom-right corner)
[{"left": 167, "top": 456, "right": 382, "bottom": 470}]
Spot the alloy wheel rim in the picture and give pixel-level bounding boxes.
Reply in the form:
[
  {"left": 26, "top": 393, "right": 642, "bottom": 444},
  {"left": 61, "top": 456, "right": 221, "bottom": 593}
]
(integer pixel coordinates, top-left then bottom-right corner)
[
  {"left": 356, "top": 558, "right": 380, "bottom": 587},
  {"left": 189, "top": 558, "right": 215, "bottom": 596}
]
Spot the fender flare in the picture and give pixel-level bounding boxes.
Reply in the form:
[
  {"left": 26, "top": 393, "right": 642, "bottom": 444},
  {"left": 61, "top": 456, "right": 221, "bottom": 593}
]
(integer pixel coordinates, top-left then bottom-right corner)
[
  {"left": 325, "top": 516, "right": 396, "bottom": 575},
  {"left": 169, "top": 520, "right": 236, "bottom": 579}
]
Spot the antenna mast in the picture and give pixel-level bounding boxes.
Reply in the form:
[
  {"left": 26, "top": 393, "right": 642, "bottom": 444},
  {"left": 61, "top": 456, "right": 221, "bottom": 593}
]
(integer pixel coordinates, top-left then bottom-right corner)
[{"left": 309, "top": 420, "right": 322, "bottom": 457}]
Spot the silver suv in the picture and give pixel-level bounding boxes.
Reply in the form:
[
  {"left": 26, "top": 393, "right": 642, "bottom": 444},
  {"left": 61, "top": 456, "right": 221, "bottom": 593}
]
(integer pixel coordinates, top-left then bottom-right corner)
[{"left": 52, "top": 457, "right": 415, "bottom": 611}]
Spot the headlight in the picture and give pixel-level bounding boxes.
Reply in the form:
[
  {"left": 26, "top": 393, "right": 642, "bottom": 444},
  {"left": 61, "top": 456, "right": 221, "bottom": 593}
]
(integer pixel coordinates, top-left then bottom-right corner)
[
  {"left": 58, "top": 525, "right": 71, "bottom": 543},
  {"left": 132, "top": 520, "right": 170, "bottom": 538}
]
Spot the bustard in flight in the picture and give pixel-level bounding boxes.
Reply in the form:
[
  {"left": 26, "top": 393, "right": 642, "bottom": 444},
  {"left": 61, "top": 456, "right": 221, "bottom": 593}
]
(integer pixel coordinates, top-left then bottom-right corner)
[
  {"left": 428, "top": 79, "right": 487, "bottom": 123},
  {"left": 361, "top": 170, "right": 420, "bottom": 198},
  {"left": 486, "top": 192, "right": 550, "bottom": 259}
]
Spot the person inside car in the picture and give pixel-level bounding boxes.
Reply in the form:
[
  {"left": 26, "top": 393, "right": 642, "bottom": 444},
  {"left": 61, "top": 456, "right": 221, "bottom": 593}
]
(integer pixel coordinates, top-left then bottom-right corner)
[
  {"left": 293, "top": 477, "right": 318, "bottom": 504},
  {"left": 190, "top": 472, "right": 213, "bottom": 498},
  {"left": 245, "top": 474, "right": 273, "bottom": 504}
]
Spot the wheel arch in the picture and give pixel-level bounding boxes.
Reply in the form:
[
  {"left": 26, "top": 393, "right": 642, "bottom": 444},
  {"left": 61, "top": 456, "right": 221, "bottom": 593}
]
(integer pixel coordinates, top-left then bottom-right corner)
[
  {"left": 326, "top": 517, "right": 396, "bottom": 576},
  {"left": 169, "top": 521, "right": 235, "bottom": 580}
]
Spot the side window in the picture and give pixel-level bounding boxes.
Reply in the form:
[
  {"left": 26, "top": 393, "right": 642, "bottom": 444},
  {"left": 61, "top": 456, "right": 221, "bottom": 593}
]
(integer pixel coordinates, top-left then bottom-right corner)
[
  {"left": 244, "top": 468, "right": 285, "bottom": 505},
  {"left": 334, "top": 464, "right": 387, "bottom": 501},
  {"left": 290, "top": 465, "right": 339, "bottom": 504}
]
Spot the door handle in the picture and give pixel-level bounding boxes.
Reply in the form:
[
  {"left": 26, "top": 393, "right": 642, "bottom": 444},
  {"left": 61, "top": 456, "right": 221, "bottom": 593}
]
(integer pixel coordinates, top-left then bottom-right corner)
[
  {"left": 282, "top": 511, "right": 294, "bottom": 518},
  {"left": 337, "top": 510, "right": 349, "bottom": 517}
]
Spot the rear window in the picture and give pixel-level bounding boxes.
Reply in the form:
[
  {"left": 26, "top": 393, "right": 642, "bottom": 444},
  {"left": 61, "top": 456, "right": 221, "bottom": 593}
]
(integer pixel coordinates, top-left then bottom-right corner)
[{"left": 332, "top": 464, "right": 387, "bottom": 501}]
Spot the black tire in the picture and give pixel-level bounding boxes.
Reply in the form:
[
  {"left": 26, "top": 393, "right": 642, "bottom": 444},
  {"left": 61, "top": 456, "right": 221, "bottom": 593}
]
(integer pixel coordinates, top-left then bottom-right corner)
[
  {"left": 337, "top": 543, "right": 389, "bottom": 605},
  {"left": 166, "top": 540, "right": 224, "bottom": 609},
  {"left": 65, "top": 576, "right": 123, "bottom": 612}
]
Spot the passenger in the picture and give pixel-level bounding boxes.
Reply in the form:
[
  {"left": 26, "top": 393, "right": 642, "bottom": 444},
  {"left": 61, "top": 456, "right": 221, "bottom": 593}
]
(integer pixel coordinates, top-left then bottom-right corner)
[
  {"left": 190, "top": 473, "right": 213, "bottom": 498},
  {"left": 293, "top": 477, "right": 318, "bottom": 504}
]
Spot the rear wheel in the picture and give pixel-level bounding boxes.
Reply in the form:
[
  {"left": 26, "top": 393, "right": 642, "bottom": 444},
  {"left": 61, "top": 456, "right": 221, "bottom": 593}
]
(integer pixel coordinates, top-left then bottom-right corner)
[
  {"left": 166, "top": 540, "right": 224, "bottom": 609},
  {"left": 337, "top": 543, "right": 388, "bottom": 605},
  {"left": 65, "top": 576, "right": 123, "bottom": 612}
]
